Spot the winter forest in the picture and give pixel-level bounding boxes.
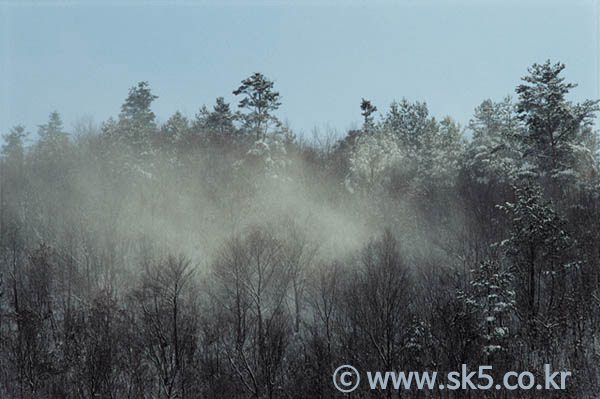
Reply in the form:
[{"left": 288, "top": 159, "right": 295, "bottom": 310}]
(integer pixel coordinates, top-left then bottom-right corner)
[{"left": 0, "top": 60, "right": 599, "bottom": 398}]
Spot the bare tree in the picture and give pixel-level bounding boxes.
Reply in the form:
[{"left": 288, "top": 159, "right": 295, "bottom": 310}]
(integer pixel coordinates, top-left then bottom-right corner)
[
  {"left": 211, "top": 226, "right": 292, "bottom": 399},
  {"left": 131, "top": 254, "right": 198, "bottom": 399}
]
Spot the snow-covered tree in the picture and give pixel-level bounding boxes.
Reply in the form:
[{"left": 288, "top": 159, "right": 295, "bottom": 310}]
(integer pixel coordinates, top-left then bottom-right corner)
[
  {"left": 516, "top": 60, "right": 599, "bottom": 186},
  {"left": 419, "top": 116, "right": 465, "bottom": 190},
  {"left": 498, "top": 183, "right": 576, "bottom": 337},
  {"left": 2, "top": 125, "right": 28, "bottom": 161},
  {"left": 194, "top": 97, "right": 238, "bottom": 145},
  {"left": 458, "top": 259, "right": 516, "bottom": 357},
  {"left": 36, "top": 111, "right": 70, "bottom": 157},
  {"left": 347, "top": 100, "right": 465, "bottom": 200},
  {"left": 463, "top": 97, "right": 524, "bottom": 186},
  {"left": 160, "top": 111, "right": 190, "bottom": 160},
  {"left": 244, "top": 128, "right": 292, "bottom": 180},
  {"left": 383, "top": 100, "right": 465, "bottom": 194},
  {"left": 383, "top": 98, "right": 437, "bottom": 151},
  {"left": 120, "top": 81, "right": 158, "bottom": 128},
  {"left": 118, "top": 81, "right": 159, "bottom": 156},
  {"left": 346, "top": 127, "right": 403, "bottom": 193}
]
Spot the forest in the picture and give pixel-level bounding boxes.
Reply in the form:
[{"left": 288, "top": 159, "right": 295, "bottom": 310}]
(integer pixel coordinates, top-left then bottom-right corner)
[{"left": 0, "top": 60, "right": 599, "bottom": 398}]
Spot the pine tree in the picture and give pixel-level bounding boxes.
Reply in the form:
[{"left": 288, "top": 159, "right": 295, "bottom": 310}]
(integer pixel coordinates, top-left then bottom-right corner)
[
  {"left": 194, "top": 97, "right": 238, "bottom": 146},
  {"left": 360, "top": 98, "right": 377, "bottom": 131},
  {"left": 160, "top": 111, "right": 189, "bottom": 159},
  {"left": 498, "top": 183, "right": 576, "bottom": 341},
  {"left": 35, "top": 112, "right": 70, "bottom": 159},
  {"left": 119, "top": 81, "right": 159, "bottom": 155},
  {"left": 515, "top": 61, "right": 599, "bottom": 183},
  {"left": 383, "top": 98, "right": 437, "bottom": 151},
  {"left": 458, "top": 259, "right": 516, "bottom": 358},
  {"left": 233, "top": 73, "right": 281, "bottom": 141},
  {"left": 463, "top": 97, "right": 523, "bottom": 185},
  {"left": 422, "top": 116, "right": 465, "bottom": 190},
  {"left": 120, "top": 81, "right": 158, "bottom": 127},
  {"left": 2, "top": 125, "right": 28, "bottom": 162},
  {"left": 207, "top": 97, "right": 236, "bottom": 136}
]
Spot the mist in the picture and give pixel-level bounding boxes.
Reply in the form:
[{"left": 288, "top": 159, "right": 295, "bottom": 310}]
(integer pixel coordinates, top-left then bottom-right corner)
[{"left": 1, "top": 63, "right": 599, "bottom": 398}]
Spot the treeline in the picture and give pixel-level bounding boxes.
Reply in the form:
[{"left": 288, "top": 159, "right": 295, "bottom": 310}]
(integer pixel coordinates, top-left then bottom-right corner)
[{"left": 0, "top": 61, "right": 599, "bottom": 398}]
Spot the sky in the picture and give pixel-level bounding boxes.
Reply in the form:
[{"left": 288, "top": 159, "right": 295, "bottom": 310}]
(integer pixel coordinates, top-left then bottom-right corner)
[{"left": 1, "top": 0, "right": 599, "bottom": 142}]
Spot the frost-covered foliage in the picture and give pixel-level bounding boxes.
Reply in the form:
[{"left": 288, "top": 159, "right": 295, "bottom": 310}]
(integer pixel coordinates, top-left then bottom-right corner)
[
  {"left": 498, "top": 183, "right": 577, "bottom": 325},
  {"left": 458, "top": 259, "right": 516, "bottom": 356},
  {"left": 384, "top": 99, "right": 436, "bottom": 150},
  {"left": 516, "top": 61, "right": 600, "bottom": 186},
  {"left": 1, "top": 125, "right": 28, "bottom": 162},
  {"left": 160, "top": 111, "right": 190, "bottom": 163},
  {"left": 346, "top": 126, "right": 404, "bottom": 191},
  {"left": 418, "top": 116, "right": 465, "bottom": 190},
  {"left": 35, "top": 111, "right": 70, "bottom": 158},
  {"left": 2, "top": 63, "right": 600, "bottom": 399},
  {"left": 346, "top": 99, "right": 465, "bottom": 197},
  {"left": 463, "top": 97, "right": 524, "bottom": 185},
  {"left": 118, "top": 81, "right": 159, "bottom": 158},
  {"left": 161, "top": 111, "right": 189, "bottom": 147},
  {"left": 243, "top": 128, "right": 293, "bottom": 180}
]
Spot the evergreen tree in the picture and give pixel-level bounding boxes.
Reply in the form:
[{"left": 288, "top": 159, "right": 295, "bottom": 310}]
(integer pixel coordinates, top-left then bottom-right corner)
[
  {"left": 516, "top": 61, "right": 599, "bottom": 183},
  {"left": 498, "top": 183, "right": 576, "bottom": 341},
  {"left": 422, "top": 116, "right": 465, "bottom": 189},
  {"left": 458, "top": 259, "right": 516, "bottom": 358},
  {"left": 360, "top": 98, "right": 377, "bottom": 130},
  {"left": 206, "top": 97, "right": 236, "bottom": 136},
  {"left": 119, "top": 81, "right": 159, "bottom": 154},
  {"left": 120, "top": 81, "right": 158, "bottom": 127},
  {"left": 2, "top": 125, "right": 28, "bottom": 162},
  {"left": 194, "top": 97, "right": 238, "bottom": 146},
  {"left": 33, "top": 112, "right": 70, "bottom": 164},
  {"left": 383, "top": 98, "right": 437, "bottom": 150},
  {"left": 346, "top": 126, "right": 403, "bottom": 193},
  {"left": 161, "top": 111, "right": 189, "bottom": 150},
  {"left": 463, "top": 97, "right": 523, "bottom": 186},
  {"left": 233, "top": 73, "right": 281, "bottom": 141}
]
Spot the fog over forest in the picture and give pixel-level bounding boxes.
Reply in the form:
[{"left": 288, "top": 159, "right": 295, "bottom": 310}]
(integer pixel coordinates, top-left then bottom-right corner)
[{"left": 1, "top": 61, "right": 600, "bottom": 398}]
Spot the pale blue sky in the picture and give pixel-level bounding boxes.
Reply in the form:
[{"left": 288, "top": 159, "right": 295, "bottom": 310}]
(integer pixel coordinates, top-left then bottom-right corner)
[{"left": 1, "top": 0, "right": 599, "bottom": 141}]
